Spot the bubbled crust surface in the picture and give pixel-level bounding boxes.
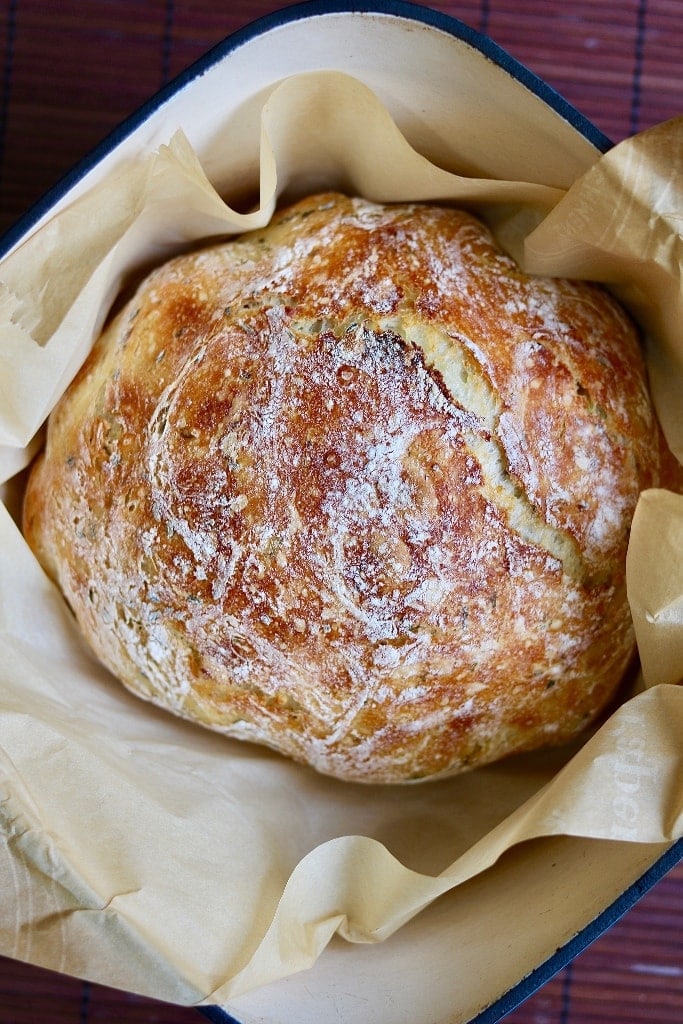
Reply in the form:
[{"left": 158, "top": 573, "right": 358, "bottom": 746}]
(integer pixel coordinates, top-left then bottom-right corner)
[{"left": 23, "top": 193, "right": 667, "bottom": 783}]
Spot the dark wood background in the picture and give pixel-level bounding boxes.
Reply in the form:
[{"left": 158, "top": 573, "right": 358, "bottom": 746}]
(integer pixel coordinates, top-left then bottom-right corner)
[{"left": 0, "top": 1, "right": 681, "bottom": 1021}]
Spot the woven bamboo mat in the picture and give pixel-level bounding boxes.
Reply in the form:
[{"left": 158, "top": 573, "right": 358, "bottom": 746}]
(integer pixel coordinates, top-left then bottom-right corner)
[{"left": 0, "top": 1, "right": 682, "bottom": 1021}]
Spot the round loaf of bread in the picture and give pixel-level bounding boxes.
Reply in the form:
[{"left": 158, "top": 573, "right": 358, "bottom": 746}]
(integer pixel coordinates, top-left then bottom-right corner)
[{"left": 23, "top": 193, "right": 668, "bottom": 783}]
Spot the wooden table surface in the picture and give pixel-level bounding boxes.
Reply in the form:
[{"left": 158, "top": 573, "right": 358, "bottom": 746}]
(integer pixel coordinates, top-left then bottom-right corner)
[{"left": 0, "top": 1, "right": 682, "bottom": 1021}]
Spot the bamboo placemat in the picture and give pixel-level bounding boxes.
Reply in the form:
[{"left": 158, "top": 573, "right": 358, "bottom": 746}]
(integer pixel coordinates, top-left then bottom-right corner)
[{"left": 0, "top": 1, "right": 682, "bottom": 1021}]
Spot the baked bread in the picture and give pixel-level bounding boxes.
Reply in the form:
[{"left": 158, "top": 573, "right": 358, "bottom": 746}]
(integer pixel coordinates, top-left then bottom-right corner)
[{"left": 23, "top": 193, "right": 671, "bottom": 783}]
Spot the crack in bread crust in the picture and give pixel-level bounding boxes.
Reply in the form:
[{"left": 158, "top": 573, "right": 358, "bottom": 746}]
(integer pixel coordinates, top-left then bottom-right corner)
[{"left": 380, "top": 318, "right": 586, "bottom": 582}]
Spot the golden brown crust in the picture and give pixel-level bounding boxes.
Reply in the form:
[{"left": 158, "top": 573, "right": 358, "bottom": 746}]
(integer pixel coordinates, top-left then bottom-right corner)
[{"left": 23, "top": 193, "right": 670, "bottom": 783}]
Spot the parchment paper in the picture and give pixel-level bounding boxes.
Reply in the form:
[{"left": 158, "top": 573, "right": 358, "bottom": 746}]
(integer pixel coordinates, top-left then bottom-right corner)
[{"left": 0, "top": 71, "right": 681, "bottom": 1009}]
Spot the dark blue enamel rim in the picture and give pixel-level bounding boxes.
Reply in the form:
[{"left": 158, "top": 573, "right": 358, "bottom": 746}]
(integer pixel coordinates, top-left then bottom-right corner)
[
  {"left": 0, "top": 0, "right": 613, "bottom": 258},
  {"left": 465, "top": 837, "right": 683, "bottom": 1023},
  {"left": 2, "top": 2, "right": 678, "bottom": 1020}
]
